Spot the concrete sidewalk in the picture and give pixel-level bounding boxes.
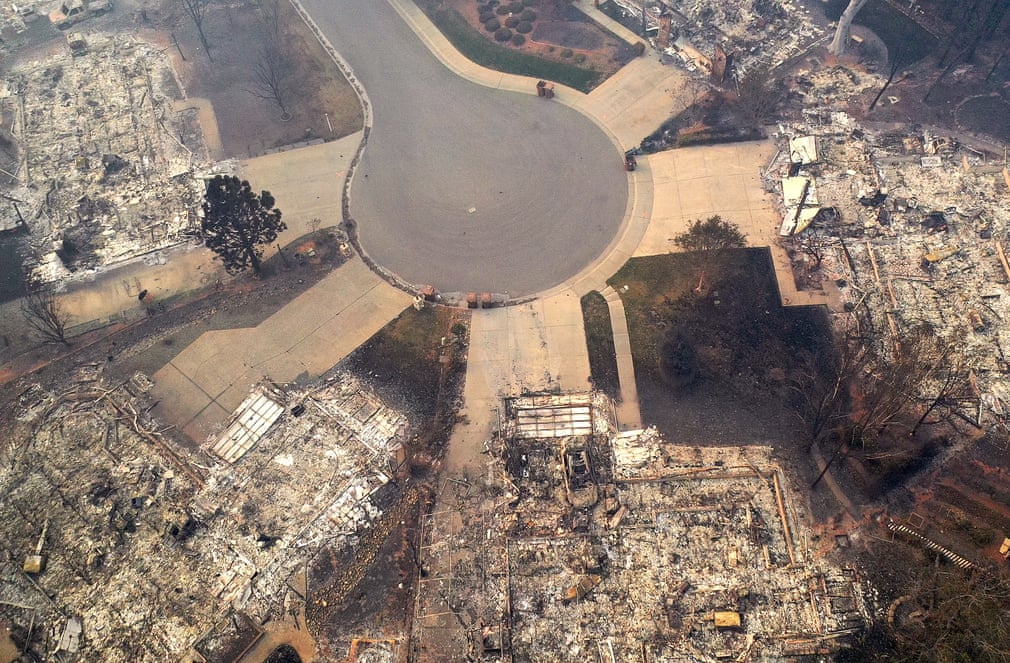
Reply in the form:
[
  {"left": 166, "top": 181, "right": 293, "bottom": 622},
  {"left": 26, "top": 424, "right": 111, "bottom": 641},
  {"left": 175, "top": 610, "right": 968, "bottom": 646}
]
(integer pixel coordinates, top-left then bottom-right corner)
[
  {"left": 600, "top": 285, "right": 641, "bottom": 430},
  {"left": 151, "top": 257, "right": 410, "bottom": 442},
  {"left": 634, "top": 141, "right": 780, "bottom": 256}
]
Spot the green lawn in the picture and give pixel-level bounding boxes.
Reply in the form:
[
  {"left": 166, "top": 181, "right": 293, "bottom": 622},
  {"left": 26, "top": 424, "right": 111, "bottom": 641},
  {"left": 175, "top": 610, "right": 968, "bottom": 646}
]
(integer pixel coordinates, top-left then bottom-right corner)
[
  {"left": 609, "top": 250, "right": 830, "bottom": 386},
  {"left": 424, "top": 8, "right": 602, "bottom": 93}
]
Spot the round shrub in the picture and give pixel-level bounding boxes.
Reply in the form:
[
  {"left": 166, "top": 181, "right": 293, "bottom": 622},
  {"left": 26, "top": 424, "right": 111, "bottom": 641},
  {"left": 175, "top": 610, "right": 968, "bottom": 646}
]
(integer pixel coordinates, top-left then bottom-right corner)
[
  {"left": 496, "top": 4, "right": 509, "bottom": 14},
  {"left": 516, "top": 21, "right": 532, "bottom": 33},
  {"left": 484, "top": 17, "right": 500, "bottom": 31},
  {"left": 560, "top": 48, "right": 573, "bottom": 58},
  {"left": 479, "top": 11, "right": 495, "bottom": 23},
  {"left": 507, "top": 1, "right": 523, "bottom": 12},
  {"left": 505, "top": 15, "right": 519, "bottom": 27},
  {"left": 511, "top": 33, "right": 526, "bottom": 46},
  {"left": 494, "top": 26, "right": 513, "bottom": 41},
  {"left": 573, "top": 53, "right": 586, "bottom": 63},
  {"left": 520, "top": 8, "right": 536, "bottom": 21}
]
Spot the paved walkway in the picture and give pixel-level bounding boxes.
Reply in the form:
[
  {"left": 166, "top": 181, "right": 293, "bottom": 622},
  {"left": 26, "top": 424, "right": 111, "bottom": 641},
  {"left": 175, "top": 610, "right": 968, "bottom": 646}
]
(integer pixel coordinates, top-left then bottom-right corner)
[
  {"left": 600, "top": 286, "right": 641, "bottom": 430},
  {"left": 151, "top": 257, "right": 411, "bottom": 442},
  {"left": 446, "top": 292, "right": 592, "bottom": 477}
]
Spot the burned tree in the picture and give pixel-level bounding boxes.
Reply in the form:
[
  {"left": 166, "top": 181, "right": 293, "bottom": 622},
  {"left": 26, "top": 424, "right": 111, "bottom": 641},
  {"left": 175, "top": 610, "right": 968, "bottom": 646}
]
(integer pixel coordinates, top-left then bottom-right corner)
[
  {"left": 789, "top": 343, "right": 859, "bottom": 450},
  {"left": 800, "top": 323, "right": 971, "bottom": 490},
  {"left": 180, "top": 0, "right": 213, "bottom": 61},
  {"left": 21, "top": 281, "right": 71, "bottom": 345},
  {"left": 795, "top": 233, "right": 834, "bottom": 270},
  {"left": 868, "top": 47, "right": 904, "bottom": 112},
  {"left": 249, "top": 0, "right": 293, "bottom": 120},
  {"left": 735, "top": 64, "right": 782, "bottom": 129},
  {"left": 828, "top": 0, "right": 869, "bottom": 57},
  {"left": 202, "top": 175, "right": 286, "bottom": 275}
]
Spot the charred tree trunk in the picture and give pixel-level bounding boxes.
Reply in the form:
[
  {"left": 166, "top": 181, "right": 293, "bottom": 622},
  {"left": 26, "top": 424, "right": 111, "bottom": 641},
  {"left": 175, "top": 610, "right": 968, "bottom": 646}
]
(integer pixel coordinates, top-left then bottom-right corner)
[
  {"left": 829, "top": 0, "right": 870, "bottom": 57},
  {"left": 869, "top": 48, "right": 903, "bottom": 111}
]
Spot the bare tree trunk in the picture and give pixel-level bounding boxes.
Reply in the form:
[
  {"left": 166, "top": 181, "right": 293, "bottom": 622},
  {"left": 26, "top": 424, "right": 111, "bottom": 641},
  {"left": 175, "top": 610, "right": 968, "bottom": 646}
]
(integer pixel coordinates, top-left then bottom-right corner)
[
  {"left": 248, "top": 0, "right": 292, "bottom": 119},
  {"left": 924, "top": 53, "right": 964, "bottom": 102},
  {"left": 829, "top": 0, "right": 870, "bottom": 56},
  {"left": 869, "top": 48, "right": 903, "bottom": 111},
  {"left": 181, "top": 0, "right": 214, "bottom": 62},
  {"left": 986, "top": 50, "right": 1007, "bottom": 82},
  {"left": 21, "top": 284, "right": 71, "bottom": 345}
]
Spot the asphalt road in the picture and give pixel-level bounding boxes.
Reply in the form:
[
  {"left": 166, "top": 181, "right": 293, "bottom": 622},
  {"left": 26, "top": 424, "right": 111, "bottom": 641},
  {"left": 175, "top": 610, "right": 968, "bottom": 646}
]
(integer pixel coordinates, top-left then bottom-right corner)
[{"left": 299, "top": 0, "right": 628, "bottom": 297}]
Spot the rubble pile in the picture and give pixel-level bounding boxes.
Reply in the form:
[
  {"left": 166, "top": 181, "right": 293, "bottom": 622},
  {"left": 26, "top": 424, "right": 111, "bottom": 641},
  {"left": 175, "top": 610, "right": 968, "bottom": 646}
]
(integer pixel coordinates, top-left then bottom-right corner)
[
  {"left": 0, "top": 1, "right": 41, "bottom": 42},
  {"left": 1, "top": 33, "right": 209, "bottom": 280},
  {"left": 610, "top": 0, "right": 823, "bottom": 76},
  {"left": 411, "top": 394, "right": 867, "bottom": 662},
  {"left": 769, "top": 108, "right": 1010, "bottom": 428},
  {"left": 669, "top": 0, "right": 823, "bottom": 75},
  {"left": 0, "top": 368, "right": 409, "bottom": 661}
]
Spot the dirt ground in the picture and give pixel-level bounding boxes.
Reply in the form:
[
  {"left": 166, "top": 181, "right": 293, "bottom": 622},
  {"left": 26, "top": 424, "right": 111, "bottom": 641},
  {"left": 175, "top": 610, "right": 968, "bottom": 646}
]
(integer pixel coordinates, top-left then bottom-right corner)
[
  {"left": 146, "top": 0, "right": 363, "bottom": 158},
  {"left": 447, "top": 0, "right": 636, "bottom": 79}
]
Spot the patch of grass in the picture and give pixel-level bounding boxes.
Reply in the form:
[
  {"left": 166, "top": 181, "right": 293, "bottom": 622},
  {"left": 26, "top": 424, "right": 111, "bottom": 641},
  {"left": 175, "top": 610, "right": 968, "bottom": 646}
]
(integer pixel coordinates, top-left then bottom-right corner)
[
  {"left": 422, "top": 7, "right": 600, "bottom": 91},
  {"left": 580, "top": 291, "right": 620, "bottom": 399},
  {"left": 346, "top": 306, "right": 464, "bottom": 417},
  {"left": 609, "top": 250, "right": 832, "bottom": 442},
  {"left": 611, "top": 250, "right": 829, "bottom": 384}
]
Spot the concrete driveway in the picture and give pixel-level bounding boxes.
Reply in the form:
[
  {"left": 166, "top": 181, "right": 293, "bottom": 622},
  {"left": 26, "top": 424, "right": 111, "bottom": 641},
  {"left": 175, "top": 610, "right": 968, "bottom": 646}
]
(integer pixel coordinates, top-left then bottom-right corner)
[
  {"left": 299, "top": 0, "right": 628, "bottom": 297},
  {"left": 150, "top": 258, "right": 411, "bottom": 442},
  {"left": 634, "top": 141, "right": 780, "bottom": 256}
]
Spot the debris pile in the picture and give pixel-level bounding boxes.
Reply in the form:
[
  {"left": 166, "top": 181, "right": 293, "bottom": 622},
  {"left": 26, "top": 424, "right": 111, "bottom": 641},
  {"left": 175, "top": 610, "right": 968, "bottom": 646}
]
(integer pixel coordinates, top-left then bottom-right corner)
[
  {"left": 0, "top": 33, "right": 210, "bottom": 280},
  {"left": 607, "top": 0, "right": 823, "bottom": 76},
  {"left": 768, "top": 108, "right": 1010, "bottom": 430},
  {"left": 0, "top": 368, "right": 409, "bottom": 661},
  {"left": 411, "top": 393, "right": 867, "bottom": 662}
]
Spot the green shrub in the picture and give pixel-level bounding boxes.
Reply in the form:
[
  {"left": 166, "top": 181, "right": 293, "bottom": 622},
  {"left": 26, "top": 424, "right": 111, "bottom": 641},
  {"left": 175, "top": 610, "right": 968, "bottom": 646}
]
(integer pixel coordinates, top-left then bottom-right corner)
[
  {"left": 561, "top": 48, "right": 573, "bottom": 58},
  {"left": 516, "top": 20, "right": 532, "bottom": 33},
  {"left": 573, "top": 53, "right": 586, "bottom": 63},
  {"left": 479, "top": 11, "right": 495, "bottom": 23},
  {"left": 522, "top": 0, "right": 537, "bottom": 5},
  {"left": 505, "top": 15, "right": 519, "bottom": 27},
  {"left": 511, "top": 33, "right": 525, "bottom": 46},
  {"left": 520, "top": 8, "right": 536, "bottom": 21},
  {"left": 494, "top": 26, "right": 513, "bottom": 41},
  {"left": 484, "top": 17, "right": 500, "bottom": 31},
  {"left": 632, "top": 42, "right": 646, "bottom": 57},
  {"left": 495, "top": 4, "right": 509, "bottom": 14},
  {"left": 507, "top": 1, "right": 523, "bottom": 12},
  {"left": 422, "top": 8, "right": 601, "bottom": 92}
]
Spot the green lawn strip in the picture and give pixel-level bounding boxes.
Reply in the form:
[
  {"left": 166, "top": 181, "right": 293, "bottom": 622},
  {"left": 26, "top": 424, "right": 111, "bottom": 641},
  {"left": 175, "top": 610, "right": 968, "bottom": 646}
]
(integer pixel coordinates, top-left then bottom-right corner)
[
  {"left": 425, "top": 7, "right": 601, "bottom": 93},
  {"left": 607, "top": 254, "right": 694, "bottom": 382},
  {"left": 580, "top": 291, "right": 620, "bottom": 399}
]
